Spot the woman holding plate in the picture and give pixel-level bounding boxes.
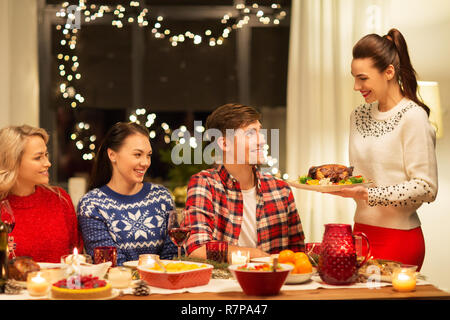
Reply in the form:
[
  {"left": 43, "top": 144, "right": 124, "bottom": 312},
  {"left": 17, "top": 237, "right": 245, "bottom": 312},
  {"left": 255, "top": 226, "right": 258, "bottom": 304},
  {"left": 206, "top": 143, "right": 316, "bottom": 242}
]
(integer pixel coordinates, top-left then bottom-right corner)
[{"left": 327, "top": 29, "right": 438, "bottom": 271}]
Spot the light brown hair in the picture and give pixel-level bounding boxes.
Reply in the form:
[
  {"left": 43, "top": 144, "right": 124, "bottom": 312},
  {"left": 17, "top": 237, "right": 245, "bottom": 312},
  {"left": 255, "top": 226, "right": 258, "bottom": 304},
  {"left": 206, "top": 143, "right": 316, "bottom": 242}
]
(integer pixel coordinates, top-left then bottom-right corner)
[{"left": 205, "top": 103, "right": 261, "bottom": 135}]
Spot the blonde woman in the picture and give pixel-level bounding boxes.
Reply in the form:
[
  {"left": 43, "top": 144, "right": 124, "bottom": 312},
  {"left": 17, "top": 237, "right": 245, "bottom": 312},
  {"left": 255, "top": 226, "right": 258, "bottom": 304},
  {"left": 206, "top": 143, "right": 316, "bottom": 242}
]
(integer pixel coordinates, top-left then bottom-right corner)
[{"left": 0, "top": 125, "right": 82, "bottom": 262}]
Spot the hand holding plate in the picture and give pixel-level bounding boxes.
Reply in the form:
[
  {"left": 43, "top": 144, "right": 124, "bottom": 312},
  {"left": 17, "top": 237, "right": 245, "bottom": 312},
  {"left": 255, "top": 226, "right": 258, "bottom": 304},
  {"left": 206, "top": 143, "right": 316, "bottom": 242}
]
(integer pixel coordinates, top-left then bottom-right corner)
[{"left": 323, "top": 185, "right": 369, "bottom": 201}]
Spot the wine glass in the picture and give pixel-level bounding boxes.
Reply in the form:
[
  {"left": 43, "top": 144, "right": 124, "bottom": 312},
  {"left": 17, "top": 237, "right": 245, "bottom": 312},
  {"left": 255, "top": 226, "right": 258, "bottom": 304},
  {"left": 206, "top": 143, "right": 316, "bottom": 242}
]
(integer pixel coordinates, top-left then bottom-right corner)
[
  {"left": 0, "top": 200, "right": 16, "bottom": 259},
  {"left": 168, "top": 208, "right": 191, "bottom": 260}
]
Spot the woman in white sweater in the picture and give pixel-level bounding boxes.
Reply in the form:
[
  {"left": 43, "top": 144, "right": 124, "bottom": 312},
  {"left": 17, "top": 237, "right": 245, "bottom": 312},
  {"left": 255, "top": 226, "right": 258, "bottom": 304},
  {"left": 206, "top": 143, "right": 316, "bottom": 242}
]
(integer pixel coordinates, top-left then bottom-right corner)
[{"left": 329, "top": 29, "right": 438, "bottom": 270}]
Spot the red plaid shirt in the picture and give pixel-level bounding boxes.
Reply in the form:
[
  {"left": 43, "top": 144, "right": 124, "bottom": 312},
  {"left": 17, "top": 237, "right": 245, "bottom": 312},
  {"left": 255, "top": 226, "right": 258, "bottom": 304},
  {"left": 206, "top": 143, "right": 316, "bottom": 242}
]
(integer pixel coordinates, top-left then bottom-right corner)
[{"left": 184, "top": 165, "right": 305, "bottom": 255}]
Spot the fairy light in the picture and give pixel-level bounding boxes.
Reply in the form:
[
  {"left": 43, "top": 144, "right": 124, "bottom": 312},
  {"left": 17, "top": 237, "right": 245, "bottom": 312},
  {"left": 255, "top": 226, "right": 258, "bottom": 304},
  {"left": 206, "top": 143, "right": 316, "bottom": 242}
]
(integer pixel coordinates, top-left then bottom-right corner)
[
  {"left": 72, "top": 121, "right": 95, "bottom": 161},
  {"left": 161, "top": 123, "right": 169, "bottom": 131}
]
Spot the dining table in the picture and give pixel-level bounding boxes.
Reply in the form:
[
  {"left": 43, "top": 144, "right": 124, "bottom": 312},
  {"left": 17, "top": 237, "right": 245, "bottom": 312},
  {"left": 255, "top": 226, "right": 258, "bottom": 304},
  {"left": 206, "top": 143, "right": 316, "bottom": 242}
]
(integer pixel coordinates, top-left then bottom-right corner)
[
  {"left": 1, "top": 269, "right": 449, "bottom": 320},
  {"left": 2, "top": 276, "right": 448, "bottom": 301},
  {"left": 110, "top": 283, "right": 450, "bottom": 319},
  {"left": 115, "top": 283, "right": 450, "bottom": 300},
  {"left": 1, "top": 262, "right": 449, "bottom": 301}
]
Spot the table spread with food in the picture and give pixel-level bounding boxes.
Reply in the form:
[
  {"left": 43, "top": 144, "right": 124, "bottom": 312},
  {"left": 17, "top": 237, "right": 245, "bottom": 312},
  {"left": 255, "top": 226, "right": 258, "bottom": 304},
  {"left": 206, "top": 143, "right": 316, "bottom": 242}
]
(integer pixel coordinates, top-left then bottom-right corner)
[
  {"left": 0, "top": 250, "right": 448, "bottom": 301},
  {"left": 0, "top": 164, "right": 449, "bottom": 301}
]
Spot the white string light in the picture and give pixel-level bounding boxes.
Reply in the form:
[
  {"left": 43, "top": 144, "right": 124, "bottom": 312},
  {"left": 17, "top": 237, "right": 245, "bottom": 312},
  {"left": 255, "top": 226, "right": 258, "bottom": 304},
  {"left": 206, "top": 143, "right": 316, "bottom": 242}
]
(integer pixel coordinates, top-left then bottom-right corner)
[{"left": 71, "top": 121, "right": 96, "bottom": 161}]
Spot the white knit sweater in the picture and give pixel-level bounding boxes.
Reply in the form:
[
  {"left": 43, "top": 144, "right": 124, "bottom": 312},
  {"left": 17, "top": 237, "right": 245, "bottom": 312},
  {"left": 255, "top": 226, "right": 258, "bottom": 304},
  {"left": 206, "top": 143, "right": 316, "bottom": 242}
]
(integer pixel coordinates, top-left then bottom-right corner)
[{"left": 349, "top": 97, "right": 438, "bottom": 230}]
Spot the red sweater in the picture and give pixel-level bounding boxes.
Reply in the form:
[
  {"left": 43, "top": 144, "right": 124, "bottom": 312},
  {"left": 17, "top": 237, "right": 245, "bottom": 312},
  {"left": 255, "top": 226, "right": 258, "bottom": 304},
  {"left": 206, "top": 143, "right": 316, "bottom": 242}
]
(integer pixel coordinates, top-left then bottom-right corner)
[{"left": 6, "top": 186, "right": 83, "bottom": 263}]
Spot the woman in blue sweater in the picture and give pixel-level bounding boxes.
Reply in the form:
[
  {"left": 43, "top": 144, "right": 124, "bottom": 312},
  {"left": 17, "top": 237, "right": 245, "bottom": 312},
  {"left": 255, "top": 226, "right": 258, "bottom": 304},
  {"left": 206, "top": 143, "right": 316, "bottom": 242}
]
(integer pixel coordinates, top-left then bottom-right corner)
[{"left": 77, "top": 122, "right": 177, "bottom": 265}]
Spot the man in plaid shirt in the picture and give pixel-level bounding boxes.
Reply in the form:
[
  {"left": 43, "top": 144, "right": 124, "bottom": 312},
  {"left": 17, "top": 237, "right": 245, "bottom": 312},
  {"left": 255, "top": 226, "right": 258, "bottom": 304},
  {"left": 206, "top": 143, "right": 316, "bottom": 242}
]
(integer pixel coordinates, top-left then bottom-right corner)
[{"left": 185, "top": 104, "right": 305, "bottom": 259}]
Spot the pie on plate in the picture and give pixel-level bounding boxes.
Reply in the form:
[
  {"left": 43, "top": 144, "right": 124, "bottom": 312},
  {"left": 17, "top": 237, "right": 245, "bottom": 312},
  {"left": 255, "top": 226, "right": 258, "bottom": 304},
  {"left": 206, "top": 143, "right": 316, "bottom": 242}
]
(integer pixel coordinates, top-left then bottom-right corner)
[{"left": 50, "top": 275, "right": 113, "bottom": 300}]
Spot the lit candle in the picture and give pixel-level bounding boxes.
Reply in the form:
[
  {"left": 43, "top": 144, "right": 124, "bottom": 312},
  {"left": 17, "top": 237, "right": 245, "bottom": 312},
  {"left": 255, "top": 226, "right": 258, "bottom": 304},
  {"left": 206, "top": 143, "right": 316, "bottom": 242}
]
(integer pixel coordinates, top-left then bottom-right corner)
[
  {"left": 392, "top": 268, "right": 417, "bottom": 292},
  {"left": 27, "top": 272, "right": 50, "bottom": 297},
  {"left": 108, "top": 267, "right": 132, "bottom": 289},
  {"left": 138, "top": 254, "right": 157, "bottom": 266},
  {"left": 63, "top": 248, "right": 87, "bottom": 265},
  {"left": 231, "top": 250, "right": 249, "bottom": 265}
]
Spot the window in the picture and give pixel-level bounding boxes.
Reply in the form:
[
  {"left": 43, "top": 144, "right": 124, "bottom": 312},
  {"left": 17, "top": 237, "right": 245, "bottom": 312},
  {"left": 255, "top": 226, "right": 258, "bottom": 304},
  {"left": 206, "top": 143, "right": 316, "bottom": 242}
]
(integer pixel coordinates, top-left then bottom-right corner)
[{"left": 40, "top": 1, "right": 291, "bottom": 185}]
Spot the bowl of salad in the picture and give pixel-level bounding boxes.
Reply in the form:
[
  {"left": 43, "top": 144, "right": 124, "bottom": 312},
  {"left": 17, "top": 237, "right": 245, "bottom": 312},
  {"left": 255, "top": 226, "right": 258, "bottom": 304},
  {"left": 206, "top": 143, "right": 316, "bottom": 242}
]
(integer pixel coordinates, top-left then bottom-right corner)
[{"left": 228, "top": 262, "right": 293, "bottom": 296}]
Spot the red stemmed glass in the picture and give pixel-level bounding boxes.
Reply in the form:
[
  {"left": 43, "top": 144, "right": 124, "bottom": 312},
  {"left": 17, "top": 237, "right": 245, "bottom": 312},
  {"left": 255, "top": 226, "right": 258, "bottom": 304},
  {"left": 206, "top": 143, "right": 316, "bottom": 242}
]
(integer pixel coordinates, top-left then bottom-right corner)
[
  {"left": 1, "top": 200, "right": 16, "bottom": 259},
  {"left": 168, "top": 208, "right": 191, "bottom": 260}
]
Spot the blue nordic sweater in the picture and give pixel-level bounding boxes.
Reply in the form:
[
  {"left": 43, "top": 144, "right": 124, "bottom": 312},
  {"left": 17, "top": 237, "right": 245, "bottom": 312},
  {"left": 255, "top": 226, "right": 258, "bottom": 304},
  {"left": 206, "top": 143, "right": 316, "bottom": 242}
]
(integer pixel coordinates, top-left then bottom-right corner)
[{"left": 77, "top": 182, "right": 178, "bottom": 265}]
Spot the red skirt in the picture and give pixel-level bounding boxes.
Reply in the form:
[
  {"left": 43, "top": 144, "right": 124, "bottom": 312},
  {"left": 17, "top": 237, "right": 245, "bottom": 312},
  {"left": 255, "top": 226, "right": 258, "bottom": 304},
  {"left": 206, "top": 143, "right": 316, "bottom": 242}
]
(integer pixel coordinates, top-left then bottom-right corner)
[{"left": 353, "top": 223, "right": 425, "bottom": 271}]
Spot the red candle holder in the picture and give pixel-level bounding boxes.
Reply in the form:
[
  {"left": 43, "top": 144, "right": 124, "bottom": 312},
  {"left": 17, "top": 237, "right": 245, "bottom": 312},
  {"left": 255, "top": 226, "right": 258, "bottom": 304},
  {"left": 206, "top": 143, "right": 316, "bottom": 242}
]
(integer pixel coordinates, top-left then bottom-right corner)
[{"left": 93, "top": 246, "right": 117, "bottom": 267}]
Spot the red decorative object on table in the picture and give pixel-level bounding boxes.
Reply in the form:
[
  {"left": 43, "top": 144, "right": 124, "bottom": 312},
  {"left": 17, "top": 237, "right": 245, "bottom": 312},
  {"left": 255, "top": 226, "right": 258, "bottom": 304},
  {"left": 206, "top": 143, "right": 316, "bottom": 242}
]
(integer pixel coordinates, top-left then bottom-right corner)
[
  {"left": 93, "top": 246, "right": 117, "bottom": 267},
  {"left": 206, "top": 240, "right": 228, "bottom": 263},
  {"left": 137, "top": 261, "right": 214, "bottom": 290},
  {"left": 318, "top": 224, "right": 371, "bottom": 285},
  {"left": 228, "top": 263, "right": 293, "bottom": 296}
]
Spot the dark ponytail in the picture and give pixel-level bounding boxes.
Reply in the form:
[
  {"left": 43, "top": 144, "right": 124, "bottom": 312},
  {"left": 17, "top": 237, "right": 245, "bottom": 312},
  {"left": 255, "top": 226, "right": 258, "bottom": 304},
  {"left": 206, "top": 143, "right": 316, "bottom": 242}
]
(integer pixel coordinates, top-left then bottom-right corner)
[
  {"left": 353, "top": 28, "right": 430, "bottom": 116},
  {"left": 88, "top": 122, "right": 150, "bottom": 191}
]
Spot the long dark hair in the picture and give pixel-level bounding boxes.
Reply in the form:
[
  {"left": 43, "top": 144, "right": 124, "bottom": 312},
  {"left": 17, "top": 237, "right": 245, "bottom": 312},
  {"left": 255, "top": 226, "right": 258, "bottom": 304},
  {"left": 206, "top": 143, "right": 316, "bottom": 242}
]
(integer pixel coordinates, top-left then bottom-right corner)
[
  {"left": 352, "top": 28, "right": 430, "bottom": 116},
  {"left": 88, "top": 122, "right": 150, "bottom": 191}
]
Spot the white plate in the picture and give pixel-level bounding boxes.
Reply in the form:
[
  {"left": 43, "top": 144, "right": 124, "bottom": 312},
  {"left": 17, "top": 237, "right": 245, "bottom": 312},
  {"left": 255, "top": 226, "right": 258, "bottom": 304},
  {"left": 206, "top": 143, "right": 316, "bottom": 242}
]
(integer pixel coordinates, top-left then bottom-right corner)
[
  {"left": 287, "top": 180, "right": 373, "bottom": 192},
  {"left": 250, "top": 254, "right": 279, "bottom": 263},
  {"left": 285, "top": 272, "right": 313, "bottom": 284},
  {"left": 123, "top": 260, "right": 138, "bottom": 268},
  {"left": 49, "top": 289, "right": 120, "bottom": 300}
]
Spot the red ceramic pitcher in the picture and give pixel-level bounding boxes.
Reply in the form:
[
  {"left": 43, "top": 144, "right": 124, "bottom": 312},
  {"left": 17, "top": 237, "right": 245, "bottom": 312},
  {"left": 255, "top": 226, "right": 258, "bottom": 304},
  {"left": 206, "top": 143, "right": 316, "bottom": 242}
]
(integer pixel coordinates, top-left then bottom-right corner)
[{"left": 318, "top": 224, "right": 371, "bottom": 285}]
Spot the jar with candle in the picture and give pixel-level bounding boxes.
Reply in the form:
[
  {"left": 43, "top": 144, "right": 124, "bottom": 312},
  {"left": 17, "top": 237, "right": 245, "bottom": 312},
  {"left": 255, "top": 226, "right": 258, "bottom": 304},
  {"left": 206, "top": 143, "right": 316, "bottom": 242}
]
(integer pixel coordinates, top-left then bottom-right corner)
[
  {"left": 138, "top": 254, "right": 159, "bottom": 267},
  {"left": 392, "top": 265, "right": 417, "bottom": 292},
  {"left": 231, "top": 250, "right": 249, "bottom": 265},
  {"left": 108, "top": 267, "right": 132, "bottom": 289},
  {"left": 61, "top": 248, "right": 92, "bottom": 265},
  {"left": 27, "top": 271, "right": 51, "bottom": 297}
]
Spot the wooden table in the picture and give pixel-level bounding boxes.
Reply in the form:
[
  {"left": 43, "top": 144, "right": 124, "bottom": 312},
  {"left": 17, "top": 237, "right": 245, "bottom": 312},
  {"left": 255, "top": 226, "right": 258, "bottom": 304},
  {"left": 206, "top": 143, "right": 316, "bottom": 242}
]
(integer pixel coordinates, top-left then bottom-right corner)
[{"left": 116, "top": 284, "right": 450, "bottom": 300}]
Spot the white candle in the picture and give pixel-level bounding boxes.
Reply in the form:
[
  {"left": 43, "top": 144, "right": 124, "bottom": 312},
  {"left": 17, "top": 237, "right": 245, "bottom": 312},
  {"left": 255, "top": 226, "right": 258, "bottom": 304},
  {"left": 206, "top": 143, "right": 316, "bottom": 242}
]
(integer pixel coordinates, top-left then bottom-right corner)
[
  {"left": 64, "top": 248, "right": 87, "bottom": 264},
  {"left": 231, "top": 250, "right": 249, "bottom": 265}
]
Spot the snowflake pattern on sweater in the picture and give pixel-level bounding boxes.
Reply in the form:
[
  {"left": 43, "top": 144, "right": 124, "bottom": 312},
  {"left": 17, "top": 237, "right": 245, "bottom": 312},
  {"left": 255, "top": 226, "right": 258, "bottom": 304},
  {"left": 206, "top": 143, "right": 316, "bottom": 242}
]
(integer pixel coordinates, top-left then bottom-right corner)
[{"left": 77, "top": 182, "right": 178, "bottom": 265}]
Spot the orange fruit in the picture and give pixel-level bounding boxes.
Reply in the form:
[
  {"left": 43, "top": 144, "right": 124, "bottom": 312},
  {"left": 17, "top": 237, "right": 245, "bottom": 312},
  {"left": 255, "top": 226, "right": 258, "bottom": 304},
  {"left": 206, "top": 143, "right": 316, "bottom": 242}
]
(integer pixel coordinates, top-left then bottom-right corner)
[
  {"left": 294, "top": 257, "right": 313, "bottom": 274},
  {"left": 278, "top": 250, "right": 295, "bottom": 264},
  {"left": 293, "top": 252, "right": 308, "bottom": 262}
]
